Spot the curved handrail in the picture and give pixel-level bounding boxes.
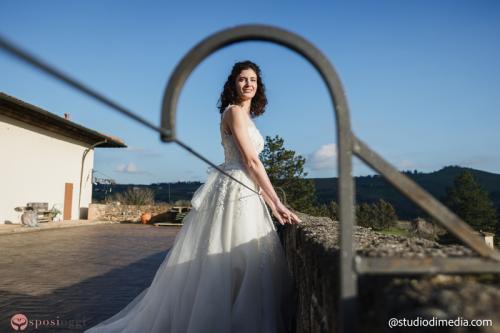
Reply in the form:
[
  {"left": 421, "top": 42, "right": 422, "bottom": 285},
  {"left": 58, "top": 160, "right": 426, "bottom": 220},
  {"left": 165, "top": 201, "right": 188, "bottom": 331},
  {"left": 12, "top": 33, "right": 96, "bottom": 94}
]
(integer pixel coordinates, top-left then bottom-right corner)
[{"left": 159, "top": 24, "right": 357, "bottom": 333}]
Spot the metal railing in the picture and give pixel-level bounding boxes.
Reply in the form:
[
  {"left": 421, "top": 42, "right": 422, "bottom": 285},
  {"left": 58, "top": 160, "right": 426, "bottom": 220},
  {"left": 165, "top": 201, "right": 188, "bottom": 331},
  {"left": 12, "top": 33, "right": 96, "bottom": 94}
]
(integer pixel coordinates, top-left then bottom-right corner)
[
  {"left": 2, "top": 24, "right": 499, "bottom": 333},
  {"left": 158, "top": 24, "right": 500, "bottom": 332}
]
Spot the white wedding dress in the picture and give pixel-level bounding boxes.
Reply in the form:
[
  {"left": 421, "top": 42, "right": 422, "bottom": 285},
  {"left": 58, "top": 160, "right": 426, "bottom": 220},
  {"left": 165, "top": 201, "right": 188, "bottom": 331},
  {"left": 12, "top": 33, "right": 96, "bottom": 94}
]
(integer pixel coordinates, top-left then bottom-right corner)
[{"left": 84, "top": 105, "right": 294, "bottom": 333}]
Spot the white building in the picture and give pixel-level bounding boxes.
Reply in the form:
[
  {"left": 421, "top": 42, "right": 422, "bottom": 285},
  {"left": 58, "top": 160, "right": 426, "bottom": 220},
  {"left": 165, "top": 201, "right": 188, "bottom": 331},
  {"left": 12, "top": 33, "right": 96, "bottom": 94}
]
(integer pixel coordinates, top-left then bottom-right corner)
[{"left": 0, "top": 92, "right": 126, "bottom": 223}]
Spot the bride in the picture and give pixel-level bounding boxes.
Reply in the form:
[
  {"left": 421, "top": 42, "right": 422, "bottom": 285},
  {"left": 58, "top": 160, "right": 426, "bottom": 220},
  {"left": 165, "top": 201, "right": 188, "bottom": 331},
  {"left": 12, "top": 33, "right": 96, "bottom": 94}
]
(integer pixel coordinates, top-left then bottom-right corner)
[{"left": 84, "top": 60, "right": 302, "bottom": 333}]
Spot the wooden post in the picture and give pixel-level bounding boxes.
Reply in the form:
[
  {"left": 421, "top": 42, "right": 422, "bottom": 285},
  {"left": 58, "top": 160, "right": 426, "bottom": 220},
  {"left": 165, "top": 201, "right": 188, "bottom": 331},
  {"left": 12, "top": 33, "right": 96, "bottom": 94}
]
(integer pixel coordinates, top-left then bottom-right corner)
[{"left": 64, "top": 183, "right": 73, "bottom": 220}]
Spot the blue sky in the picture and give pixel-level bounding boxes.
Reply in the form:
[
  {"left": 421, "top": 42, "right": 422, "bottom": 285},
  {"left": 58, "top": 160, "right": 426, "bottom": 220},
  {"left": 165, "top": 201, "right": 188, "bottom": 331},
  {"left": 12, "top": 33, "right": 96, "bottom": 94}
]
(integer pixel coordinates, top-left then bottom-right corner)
[{"left": 1, "top": 0, "right": 499, "bottom": 184}]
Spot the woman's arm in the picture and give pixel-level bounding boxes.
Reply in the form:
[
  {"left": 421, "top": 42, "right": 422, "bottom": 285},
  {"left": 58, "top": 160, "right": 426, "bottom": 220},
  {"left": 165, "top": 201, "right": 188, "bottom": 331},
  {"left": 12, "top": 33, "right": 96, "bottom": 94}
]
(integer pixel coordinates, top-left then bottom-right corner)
[
  {"left": 260, "top": 186, "right": 302, "bottom": 225},
  {"left": 224, "top": 106, "right": 281, "bottom": 202},
  {"left": 224, "top": 106, "right": 301, "bottom": 224}
]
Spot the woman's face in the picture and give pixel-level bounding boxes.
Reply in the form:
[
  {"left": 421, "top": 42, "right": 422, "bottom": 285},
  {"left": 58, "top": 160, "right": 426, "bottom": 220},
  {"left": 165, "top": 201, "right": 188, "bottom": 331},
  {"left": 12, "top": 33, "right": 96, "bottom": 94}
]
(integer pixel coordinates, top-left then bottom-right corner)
[{"left": 234, "top": 68, "right": 257, "bottom": 102}]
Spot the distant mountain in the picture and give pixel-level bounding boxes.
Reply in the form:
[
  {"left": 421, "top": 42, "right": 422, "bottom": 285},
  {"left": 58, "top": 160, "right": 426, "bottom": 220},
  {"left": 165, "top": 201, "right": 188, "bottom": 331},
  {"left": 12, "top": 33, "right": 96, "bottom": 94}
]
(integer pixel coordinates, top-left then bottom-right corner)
[
  {"left": 93, "top": 181, "right": 203, "bottom": 204},
  {"left": 313, "top": 166, "right": 500, "bottom": 219},
  {"left": 93, "top": 166, "right": 500, "bottom": 220}
]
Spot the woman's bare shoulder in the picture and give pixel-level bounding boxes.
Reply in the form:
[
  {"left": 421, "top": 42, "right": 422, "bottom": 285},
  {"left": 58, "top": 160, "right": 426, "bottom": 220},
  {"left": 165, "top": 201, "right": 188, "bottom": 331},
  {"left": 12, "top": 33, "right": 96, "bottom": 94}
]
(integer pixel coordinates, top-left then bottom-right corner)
[
  {"left": 226, "top": 104, "right": 241, "bottom": 113},
  {"left": 221, "top": 105, "right": 241, "bottom": 134},
  {"left": 225, "top": 105, "right": 247, "bottom": 122}
]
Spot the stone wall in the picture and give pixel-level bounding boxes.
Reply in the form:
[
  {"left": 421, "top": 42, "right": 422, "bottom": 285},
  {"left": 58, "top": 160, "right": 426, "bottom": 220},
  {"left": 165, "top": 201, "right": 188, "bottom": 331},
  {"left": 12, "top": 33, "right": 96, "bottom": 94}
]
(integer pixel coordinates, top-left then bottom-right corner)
[
  {"left": 88, "top": 203, "right": 173, "bottom": 223},
  {"left": 282, "top": 212, "right": 500, "bottom": 333}
]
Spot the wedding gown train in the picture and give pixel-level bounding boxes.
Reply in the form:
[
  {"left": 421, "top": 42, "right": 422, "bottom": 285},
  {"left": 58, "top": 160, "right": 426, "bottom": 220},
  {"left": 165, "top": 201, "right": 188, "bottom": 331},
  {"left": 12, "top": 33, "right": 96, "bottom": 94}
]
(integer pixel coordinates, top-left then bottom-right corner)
[{"left": 84, "top": 105, "right": 294, "bottom": 333}]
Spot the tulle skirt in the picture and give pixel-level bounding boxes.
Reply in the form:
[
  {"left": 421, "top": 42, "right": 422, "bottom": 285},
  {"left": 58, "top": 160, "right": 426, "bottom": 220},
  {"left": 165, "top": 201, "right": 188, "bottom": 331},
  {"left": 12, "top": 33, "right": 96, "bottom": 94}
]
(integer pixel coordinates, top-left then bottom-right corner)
[{"left": 84, "top": 162, "right": 295, "bottom": 333}]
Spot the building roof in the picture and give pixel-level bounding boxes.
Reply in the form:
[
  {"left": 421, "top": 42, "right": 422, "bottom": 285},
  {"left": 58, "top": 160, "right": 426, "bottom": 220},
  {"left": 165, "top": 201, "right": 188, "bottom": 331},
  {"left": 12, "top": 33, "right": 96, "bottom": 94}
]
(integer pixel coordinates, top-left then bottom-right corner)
[{"left": 0, "top": 92, "right": 126, "bottom": 148}]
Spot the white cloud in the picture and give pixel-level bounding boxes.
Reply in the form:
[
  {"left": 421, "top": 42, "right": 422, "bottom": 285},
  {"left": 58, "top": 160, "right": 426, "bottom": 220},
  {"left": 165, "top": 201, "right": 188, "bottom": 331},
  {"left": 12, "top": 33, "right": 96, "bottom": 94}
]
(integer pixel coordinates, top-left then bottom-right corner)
[
  {"left": 116, "top": 162, "right": 140, "bottom": 173},
  {"left": 308, "top": 143, "right": 338, "bottom": 171},
  {"left": 399, "top": 159, "right": 416, "bottom": 169}
]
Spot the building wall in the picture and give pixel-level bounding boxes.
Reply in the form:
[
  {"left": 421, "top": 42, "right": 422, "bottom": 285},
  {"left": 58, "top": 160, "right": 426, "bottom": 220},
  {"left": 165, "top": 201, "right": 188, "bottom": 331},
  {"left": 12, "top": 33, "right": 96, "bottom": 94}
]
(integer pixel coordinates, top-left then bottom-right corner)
[{"left": 0, "top": 114, "right": 94, "bottom": 223}]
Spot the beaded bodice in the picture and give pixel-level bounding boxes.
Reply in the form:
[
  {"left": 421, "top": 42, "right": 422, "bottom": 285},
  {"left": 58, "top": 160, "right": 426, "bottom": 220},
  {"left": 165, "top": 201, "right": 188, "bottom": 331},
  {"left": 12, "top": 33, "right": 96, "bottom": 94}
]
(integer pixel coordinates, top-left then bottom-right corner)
[{"left": 220, "top": 105, "right": 265, "bottom": 166}]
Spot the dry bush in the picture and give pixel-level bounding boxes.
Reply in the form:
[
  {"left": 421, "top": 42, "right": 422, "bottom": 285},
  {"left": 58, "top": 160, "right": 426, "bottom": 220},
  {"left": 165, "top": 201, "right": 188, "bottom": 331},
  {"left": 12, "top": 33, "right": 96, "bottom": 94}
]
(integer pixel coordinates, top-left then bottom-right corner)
[{"left": 113, "top": 187, "right": 155, "bottom": 205}]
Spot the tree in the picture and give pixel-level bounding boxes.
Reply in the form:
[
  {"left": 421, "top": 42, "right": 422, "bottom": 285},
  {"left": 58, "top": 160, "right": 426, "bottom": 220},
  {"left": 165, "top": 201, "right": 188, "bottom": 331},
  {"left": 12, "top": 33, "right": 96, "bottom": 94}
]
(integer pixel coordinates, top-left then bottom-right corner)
[
  {"left": 443, "top": 170, "right": 497, "bottom": 233},
  {"left": 260, "top": 135, "right": 317, "bottom": 213},
  {"left": 355, "top": 199, "right": 398, "bottom": 230},
  {"left": 372, "top": 199, "right": 398, "bottom": 230},
  {"left": 307, "top": 203, "right": 330, "bottom": 217},
  {"left": 328, "top": 201, "right": 339, "bottom": 221},
  {"left": 303, "top": 200, "right": 339, "bottom": 220},
  {"left": 356, "top": 202, "right": 373, "bottom": 228}
]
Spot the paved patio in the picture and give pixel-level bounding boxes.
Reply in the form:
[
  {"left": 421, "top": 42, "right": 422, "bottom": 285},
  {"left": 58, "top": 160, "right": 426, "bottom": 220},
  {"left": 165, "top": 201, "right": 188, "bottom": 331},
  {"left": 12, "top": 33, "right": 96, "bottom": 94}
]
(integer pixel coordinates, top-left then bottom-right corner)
[
  {"left": 0, "top": 220, "right": 121, "bottom": 235},
  {"left": 0, "top": 223, "right": 180, "bottom": 332}
]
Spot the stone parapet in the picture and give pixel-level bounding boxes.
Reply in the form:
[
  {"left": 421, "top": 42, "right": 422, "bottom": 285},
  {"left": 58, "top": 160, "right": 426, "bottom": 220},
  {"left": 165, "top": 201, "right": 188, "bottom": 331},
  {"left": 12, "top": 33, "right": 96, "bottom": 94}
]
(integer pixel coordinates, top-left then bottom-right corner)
[
  {"left": 282, "top": 212, "right": 500, "bottom": 333},
  {"left": 88, "top": 203, "right": 172, "bottom": 223}
]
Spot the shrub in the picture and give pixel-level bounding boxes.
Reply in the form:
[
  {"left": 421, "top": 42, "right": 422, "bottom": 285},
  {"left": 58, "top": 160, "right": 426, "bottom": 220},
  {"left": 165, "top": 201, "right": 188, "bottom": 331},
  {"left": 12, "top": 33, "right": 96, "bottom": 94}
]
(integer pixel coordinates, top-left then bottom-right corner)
[
  {"left": 356, "top": 199, "right": 398, "bottom": 230},
  {"left": 113, "top": 187, "right": 155, "bottom": 205}
]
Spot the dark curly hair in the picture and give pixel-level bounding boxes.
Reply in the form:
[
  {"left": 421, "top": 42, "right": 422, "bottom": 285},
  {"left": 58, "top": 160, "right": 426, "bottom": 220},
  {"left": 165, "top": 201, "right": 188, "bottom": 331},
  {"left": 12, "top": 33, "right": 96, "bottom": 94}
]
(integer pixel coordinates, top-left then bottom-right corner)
[{"left": 217, "top": 60, "right": 267, "bottom": 118}]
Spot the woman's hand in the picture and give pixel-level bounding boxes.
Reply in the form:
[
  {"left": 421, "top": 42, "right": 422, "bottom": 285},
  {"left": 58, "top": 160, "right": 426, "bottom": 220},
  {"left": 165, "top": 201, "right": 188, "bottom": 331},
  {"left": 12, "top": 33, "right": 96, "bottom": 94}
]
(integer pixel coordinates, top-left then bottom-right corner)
[
  {"left": 258, "top": 188, "right": 301, "bottom": 225},
  {"left": 272, "top": 200, "right": 302, "bottom": 225}
]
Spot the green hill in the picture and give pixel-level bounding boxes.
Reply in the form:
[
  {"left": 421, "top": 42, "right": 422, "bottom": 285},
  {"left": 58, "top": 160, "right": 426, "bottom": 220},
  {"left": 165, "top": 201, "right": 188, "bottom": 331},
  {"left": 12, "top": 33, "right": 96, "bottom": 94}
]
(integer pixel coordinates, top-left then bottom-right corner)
[
  {"left": 93, "top": 165, "right": 500, "bottom": 220},
  {"left": 93, "top": 181, "right": 203, "bottom": 204},
  {"left": 313, "top": 165, "right": 500, "bottom": 219}
]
